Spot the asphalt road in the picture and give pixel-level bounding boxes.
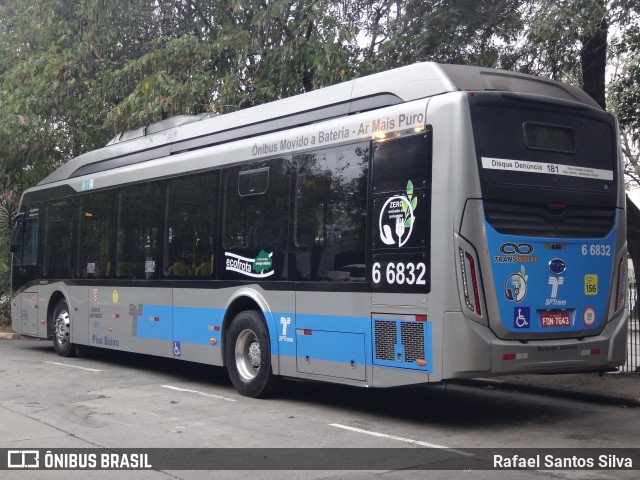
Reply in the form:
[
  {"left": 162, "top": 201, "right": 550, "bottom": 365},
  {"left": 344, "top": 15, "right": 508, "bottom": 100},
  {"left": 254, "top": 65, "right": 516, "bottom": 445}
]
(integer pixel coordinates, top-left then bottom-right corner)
[{"left": 1, "top": 338, "right": 639, "bottom": 480}]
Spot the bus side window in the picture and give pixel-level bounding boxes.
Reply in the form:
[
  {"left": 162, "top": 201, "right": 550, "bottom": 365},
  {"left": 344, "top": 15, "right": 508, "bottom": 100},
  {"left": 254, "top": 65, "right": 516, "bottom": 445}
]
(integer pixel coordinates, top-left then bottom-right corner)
[
  {"left": 116, "top": 183, "right": 162, "bottom": 279},
  {"left": 79, "top": 191, "right": 114, "bottom": 279},
  {"left": 221, "top": 158, "right": 291, "bottom": 280},
  {"left": 43, "top": 200, "right": 77, "bottom": 279},
  {"left": 292, "top": 143, "right": 369, "bottom": 282},
  {"left": 165, "top": 171, "right": 219, "bottom": 278}
]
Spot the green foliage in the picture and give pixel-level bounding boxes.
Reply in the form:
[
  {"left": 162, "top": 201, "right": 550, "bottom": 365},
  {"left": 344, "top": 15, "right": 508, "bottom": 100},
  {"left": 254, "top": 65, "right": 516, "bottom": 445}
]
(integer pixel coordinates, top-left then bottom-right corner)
[
  {"left": 611, "top": 25, "right": 640, "bottom": 141},
  {"left": 0, "top": 197, "right": 14, "bottom": 326},
  {"left": 101, "top": 0, "right": 358, "bottom": 133},
  {"left": 356, "top": 0, "right": 526, "bottom": 74}
]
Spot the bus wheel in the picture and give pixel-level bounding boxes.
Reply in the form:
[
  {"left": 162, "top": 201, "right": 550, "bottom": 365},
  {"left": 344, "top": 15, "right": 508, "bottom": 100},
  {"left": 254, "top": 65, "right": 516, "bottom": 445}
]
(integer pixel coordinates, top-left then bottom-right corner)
[
  {"left": 52, "top": 300, "right": 76, "bottom": 357},
  {"left": 225, "top": 310, "right": 279, "bottom": 398}
]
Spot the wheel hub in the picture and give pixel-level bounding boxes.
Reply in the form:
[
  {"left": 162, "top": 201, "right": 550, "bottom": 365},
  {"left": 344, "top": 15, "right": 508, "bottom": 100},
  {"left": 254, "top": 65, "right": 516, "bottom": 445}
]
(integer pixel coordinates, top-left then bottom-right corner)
[
  {"left": 55, "top": 311, "right": 70, "bottom": 345},
  {"left": 248, "top": 341, "right": 261, "bottom": 368},
  {"left": 235, "top": 329, "right": 262, "bottom": 381}
]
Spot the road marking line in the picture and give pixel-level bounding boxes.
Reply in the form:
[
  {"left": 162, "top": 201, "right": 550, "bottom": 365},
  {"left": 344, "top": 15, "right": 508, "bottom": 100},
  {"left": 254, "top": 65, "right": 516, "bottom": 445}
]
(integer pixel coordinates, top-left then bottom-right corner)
[
  {"left": 329, "top": 423, "right": 473, "bottom": 457},
  {"left": 43, "top": 360, "right": 101, "bottom": 372},
  {"left": 161, "top": 385, "right": 237, "bottom": 402}
]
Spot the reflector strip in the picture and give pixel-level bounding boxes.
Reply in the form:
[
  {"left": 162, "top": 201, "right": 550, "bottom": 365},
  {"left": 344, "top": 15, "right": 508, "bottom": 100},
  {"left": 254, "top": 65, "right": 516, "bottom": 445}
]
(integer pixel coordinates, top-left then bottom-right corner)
[
  {"left": 615, "top": 257, "right": 626, "bottom": 312},
  {"left": 581, "top": 348, "right": 601, "bottom": 356},
  {"left": 503, "top": 353, "right": 528, "bottom": 361}
]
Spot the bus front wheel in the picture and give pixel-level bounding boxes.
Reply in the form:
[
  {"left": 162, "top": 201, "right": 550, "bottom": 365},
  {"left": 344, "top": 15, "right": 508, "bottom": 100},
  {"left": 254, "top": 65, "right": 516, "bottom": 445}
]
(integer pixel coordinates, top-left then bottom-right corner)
[
  {"left": 52, "top": 299, "right": 76, "bottom": 357},
  {"left": 225, "top": 310, "right": 279, "bottom": 398}
]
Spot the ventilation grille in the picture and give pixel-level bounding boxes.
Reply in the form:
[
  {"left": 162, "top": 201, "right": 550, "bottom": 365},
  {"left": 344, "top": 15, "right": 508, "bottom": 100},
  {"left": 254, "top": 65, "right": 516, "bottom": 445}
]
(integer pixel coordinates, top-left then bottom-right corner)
[
  {"left": 374, "top": 320, "right": 396, "bottom": 361},
  {"left": 484, "top": 201, "right": 615, "bottom": 238},
  {"left": 374, "top": 319, "right": 425, "bottom": 364},
  {"left": 401, "top": 322, "right": 425, "bottom": 363}
]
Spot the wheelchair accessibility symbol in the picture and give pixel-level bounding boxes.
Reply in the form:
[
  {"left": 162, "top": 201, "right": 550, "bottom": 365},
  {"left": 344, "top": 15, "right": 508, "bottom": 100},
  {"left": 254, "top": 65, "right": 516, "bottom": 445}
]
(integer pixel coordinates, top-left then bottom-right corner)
[
  {"left": 173, "top": 341, "right": 181, "bottom": 357},
  {"left": 514, "top": 307, "right": 530, "bottom": 329}
]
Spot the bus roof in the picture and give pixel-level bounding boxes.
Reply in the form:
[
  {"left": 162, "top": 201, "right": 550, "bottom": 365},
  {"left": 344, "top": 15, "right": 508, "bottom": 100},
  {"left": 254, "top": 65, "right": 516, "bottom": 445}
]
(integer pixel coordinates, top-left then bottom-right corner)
[{"left": 38, "top": 62, "right": 599, "bottom": 186}]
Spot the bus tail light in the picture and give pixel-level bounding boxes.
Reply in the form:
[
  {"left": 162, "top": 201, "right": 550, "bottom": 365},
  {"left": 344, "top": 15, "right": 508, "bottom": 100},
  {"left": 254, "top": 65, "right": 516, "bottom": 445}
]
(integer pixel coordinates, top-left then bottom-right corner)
[
  {"left": 613, "top": 256, "right": 627, "bottom": 315},
  {"left": 459, "top": 247, "right": 482, "bottom": 316}
]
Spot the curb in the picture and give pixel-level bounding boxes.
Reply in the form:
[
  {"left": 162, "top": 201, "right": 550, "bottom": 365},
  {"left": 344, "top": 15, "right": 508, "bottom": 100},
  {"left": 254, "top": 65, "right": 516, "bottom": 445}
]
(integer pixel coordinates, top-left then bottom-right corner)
[
  {"left": 453, "top": 378, "right": 640, "bottom": 408},
  {"left": 0, "top": 332, "right": 24, "bottom": 340}
]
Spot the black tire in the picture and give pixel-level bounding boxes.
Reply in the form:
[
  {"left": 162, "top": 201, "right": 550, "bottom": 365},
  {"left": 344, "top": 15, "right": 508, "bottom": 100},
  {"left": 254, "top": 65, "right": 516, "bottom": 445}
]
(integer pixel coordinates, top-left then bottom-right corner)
[
  {"left": 225, "top": 310, "right": 279, "bottom": 398},
  {"left": 52, "top": 299, "right": 76, "bottom": 357}
]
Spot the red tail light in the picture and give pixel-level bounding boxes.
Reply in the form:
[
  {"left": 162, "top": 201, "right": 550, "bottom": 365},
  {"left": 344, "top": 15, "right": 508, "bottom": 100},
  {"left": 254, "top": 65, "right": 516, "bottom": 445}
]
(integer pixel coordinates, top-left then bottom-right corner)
[
  {"left": 459, "top": 248, "right": 482, "bottom": 316},
  {"left": 614, "top": 257, "right": 627, "bottom": 313}
]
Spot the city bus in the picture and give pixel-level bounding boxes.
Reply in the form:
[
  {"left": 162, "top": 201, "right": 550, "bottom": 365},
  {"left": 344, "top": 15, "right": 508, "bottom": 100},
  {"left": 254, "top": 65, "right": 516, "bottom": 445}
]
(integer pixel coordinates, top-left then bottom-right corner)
[{"left": 10, "top": 62, "right": 629, "bottom": 397}]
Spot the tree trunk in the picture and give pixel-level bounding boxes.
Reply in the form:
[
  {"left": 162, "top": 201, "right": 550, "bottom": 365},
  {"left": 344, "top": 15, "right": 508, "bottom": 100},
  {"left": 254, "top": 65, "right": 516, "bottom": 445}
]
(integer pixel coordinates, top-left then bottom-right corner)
[{"left": 580, "top": 1, "right": 608, "bottom": 109}]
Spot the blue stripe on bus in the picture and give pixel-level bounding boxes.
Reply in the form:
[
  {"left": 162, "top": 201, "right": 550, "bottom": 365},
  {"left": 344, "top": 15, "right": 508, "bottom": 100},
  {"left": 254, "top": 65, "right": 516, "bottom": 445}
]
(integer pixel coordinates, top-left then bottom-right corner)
[
  {"left": 173, "top": 306, "right": 225, "bottom": 345},
  {"left": 135, "top": 305, "right": 224, "bottom": 345},
  {"left": 271, "top": 312, "right": 372, "bottom": 360},
  {"left": 135, "top": 307, "right": 432, "bottom": 372},
  {"left": 136, "top": 305, "right": 172, "bottom": 340}
]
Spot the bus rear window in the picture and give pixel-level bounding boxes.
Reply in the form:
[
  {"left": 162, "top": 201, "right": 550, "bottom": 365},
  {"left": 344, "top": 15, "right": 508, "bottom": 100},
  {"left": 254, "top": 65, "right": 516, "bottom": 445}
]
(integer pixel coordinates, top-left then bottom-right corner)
[{"left": 524, "top": 123, "right": 575, "bottom": 153}]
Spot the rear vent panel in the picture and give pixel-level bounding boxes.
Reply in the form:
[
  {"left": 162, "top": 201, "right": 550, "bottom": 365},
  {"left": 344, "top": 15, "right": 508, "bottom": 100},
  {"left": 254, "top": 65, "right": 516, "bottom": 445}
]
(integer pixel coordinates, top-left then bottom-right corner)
[
  {"left": 373, "top": 318, "right": 430, "bottom": 371},
  {"left": 400, "top": 322, "right": 426, "bottom": 363},
  {"left": 484, "top": 201, "right": 615, "bottom": 238},
  {"left": 374, "top": 320, "right": 397, "bottom": 362}
]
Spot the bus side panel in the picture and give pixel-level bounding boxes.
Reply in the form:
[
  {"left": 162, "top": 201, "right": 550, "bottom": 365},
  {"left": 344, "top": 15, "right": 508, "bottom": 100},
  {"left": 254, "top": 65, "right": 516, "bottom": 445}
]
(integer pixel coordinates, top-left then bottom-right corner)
[
  {"left": 294, "top": 291, "right": 372, "bottom": 384},
  {"left": 33, "top": 283, "right": 89, "bottom": 343},
  {"left": 427, "top": 92, "right": 485, "bottom": 383},
  {"left": 84, "top": 286, "right": 173, "bottom": 358},
  {"left": 172, "top": 288, "right": 226, "bottom": 366},
  {"left": 19, "top": 290, "right": 39, "bottom": 336}
]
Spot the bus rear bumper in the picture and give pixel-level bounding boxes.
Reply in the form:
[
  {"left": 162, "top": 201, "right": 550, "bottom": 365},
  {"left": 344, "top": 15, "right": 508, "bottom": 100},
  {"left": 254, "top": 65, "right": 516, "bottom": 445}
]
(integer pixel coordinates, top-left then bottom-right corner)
[{"left": 442, "top": 311, "right": 629, "bottom": 379}]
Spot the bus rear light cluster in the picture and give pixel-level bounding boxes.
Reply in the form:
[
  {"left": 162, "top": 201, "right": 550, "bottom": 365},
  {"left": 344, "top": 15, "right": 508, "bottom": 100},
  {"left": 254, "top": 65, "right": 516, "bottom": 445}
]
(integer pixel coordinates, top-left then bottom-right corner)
[
  {"left": 459, "top": 247, "right": 482, "bottom": 316},
  {"left": 614, "top": 257, "right": 627, "bottom": 314}
]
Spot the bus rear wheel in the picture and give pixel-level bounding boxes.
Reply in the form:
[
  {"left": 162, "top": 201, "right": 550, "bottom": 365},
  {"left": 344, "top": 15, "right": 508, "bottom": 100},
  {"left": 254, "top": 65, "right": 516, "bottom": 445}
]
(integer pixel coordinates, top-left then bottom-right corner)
[
  {"left": 225, "top": 310, "right": 279, "bottom": 398},
  {"left": 52, "top": 299, "right": 76, "bottom": 357}
]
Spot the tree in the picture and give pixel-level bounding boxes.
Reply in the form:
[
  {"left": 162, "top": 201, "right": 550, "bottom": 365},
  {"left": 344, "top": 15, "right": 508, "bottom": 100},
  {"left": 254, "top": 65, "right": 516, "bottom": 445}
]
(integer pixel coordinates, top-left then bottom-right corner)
[
  {"left": 102, "top": 0, "right": 359, "bottom": 133},
  {"left": 356, "top": 0, "right": 527, "bottom": 72},
  {"left": 609, "top": 8, "right": 640, "bottom": 280}
]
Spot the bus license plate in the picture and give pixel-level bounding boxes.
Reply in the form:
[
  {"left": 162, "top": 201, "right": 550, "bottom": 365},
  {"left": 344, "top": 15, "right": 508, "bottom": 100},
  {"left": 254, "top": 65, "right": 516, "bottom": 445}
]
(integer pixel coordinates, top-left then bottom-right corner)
[{"left": 540, "top": 311, "right": 570, "bottom": 327}]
